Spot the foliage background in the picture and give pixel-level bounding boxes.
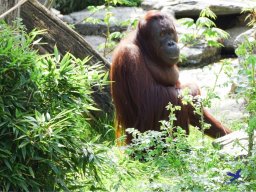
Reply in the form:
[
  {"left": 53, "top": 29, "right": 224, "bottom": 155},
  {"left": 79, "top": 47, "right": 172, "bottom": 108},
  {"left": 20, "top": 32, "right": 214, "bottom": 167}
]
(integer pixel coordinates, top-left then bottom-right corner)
[{"left": 54, "top": 0, "right": 142, "bottom": 14}]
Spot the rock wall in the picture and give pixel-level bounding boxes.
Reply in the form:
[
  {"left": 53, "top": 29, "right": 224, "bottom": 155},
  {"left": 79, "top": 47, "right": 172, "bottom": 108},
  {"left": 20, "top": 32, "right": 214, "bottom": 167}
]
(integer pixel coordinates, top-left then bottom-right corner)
[{"left": 53, "top": 0, "right": 255, "bottom": 67}]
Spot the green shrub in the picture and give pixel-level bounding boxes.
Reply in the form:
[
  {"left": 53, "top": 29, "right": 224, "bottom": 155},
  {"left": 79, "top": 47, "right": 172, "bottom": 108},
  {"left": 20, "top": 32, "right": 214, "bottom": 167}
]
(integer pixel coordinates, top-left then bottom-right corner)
[
  {"left": 54, "top": 0, "right": 104, "bottom": 14},
  {"left": 235, "top": 38, "right": 256, "bottom": 157},
  {"left": 0, "top": 20, "right": 110, "bottom": 191},
  {"left": 112, "top": 118, "right": 256, "bottom": 191},
  {"left": 54, "top": 0, "right": 142, "bottom": 14},
  {"left": 110, "top": 85, "right": 256, "bottom": 191},
  {"left": 178, "top": 7, "right": 229, "bottom": 48}
]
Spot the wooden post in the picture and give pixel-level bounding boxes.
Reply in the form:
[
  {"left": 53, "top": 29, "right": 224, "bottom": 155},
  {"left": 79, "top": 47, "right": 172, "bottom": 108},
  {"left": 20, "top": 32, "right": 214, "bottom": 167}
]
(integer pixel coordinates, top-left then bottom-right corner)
[{"left": 0, "top": 0, "right": 19, "bottom": 23}]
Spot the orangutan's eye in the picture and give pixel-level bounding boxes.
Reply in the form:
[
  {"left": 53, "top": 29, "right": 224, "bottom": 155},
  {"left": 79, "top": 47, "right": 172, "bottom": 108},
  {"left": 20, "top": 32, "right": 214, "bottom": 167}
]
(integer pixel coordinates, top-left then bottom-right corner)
[{"left": 160, "top": 31, "right": 165, "bottom": 37}]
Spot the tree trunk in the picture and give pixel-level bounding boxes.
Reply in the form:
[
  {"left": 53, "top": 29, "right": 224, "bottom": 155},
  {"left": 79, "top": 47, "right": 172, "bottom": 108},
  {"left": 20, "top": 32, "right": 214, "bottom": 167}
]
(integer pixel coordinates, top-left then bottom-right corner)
[{"left": 0, "top": 0, "right": 19, "bottom": 24}]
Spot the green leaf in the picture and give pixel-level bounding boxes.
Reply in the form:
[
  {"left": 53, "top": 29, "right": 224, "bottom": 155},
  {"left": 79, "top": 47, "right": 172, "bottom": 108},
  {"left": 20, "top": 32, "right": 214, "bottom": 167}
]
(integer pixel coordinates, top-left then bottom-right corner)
[
  {"left": 53, "top": 46, "right": 60, "bottom": 62},
  {"left": 29, "top": 167, "right": 35, "bottom": 178},
  {"left": 200, "top": 7, "right": 217, "bottom": 19},
  {"left": 19, "top": 182, "right": 29, "bottom": 192},
  {"left": 84, "top": 17, "right": 102, "bottom": 24},
  {"left": 109, "top": 32, "right": 123, "bottom": 40},
  {"left": 178, "top": 18, "right": 195, "bottom": 28},
  {"left": 18, "top": 140, "right": 30, "bottom": 148},
  {"left": 211, "top": 27, "right": 230, "bottom": 39},
  {"left": 46, "top": 112, "right": 51, "bottom": 121},
  {"left": 3, "top": 160, "right": 12, "bottom": 171},
  {"left": 86, "top": 105, "right": 100, "bottom": 111},
  {"left": 196, "top": 17, "right": 216, "bottom": 28},
  {"left": 21, "top": 147, "right": 27, "bottom": 160}
]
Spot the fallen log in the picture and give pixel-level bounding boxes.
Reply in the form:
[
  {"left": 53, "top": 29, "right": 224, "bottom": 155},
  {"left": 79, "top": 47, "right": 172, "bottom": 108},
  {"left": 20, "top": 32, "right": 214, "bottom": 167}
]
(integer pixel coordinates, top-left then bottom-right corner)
[
  {"left": 20, "top": 0, "right": 113, "bottom": 116},
  {"left": 213, "top": 130, "right": 256, "bottom": 157}
]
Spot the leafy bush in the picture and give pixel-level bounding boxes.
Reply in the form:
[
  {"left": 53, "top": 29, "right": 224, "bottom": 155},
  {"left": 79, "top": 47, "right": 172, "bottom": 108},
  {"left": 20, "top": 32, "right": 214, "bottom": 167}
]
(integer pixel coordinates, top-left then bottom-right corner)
[
  {"left": 107, "top": 107, "right": 256, "bottom": 192},
  {"left": 54, "top": 0, "right": 142, "bottom": 14},
  {"left": 235, "top": 38, "right": 256, "bottom": 157},
  {"left": 126, "top": 104, "right": 189, "bottom": 162},
  {"left": 178, "top": 7, "right": 229, "bottom": 48},
  {"left": 54, "top": 0, "right": 104, "bottom": 14},
  {"left": 0, "top": 20, "right": 111, "bottom": 191}
]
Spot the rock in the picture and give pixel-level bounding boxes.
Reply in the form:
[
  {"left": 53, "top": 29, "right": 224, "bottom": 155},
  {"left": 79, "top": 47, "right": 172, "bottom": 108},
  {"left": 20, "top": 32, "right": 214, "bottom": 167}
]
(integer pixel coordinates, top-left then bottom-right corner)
[
  {"left": 179, "top": 59, "right": 245, "bottom": 124},
  {"left": 142, "top": 0, "right": 256, "bottom": 17},
  {"left": 50, "top": 8, "right": 74, "bottom": 24},
  {"left": 234, "top": 27, "right": 256, "bottom": 47},
  {"left": 68, "top": 7, "right": 144, "bottom": 25},
  {"left": 179, "top": 61, "right": 232, "bottom": 97},
  {"left": 158, "top": 6, "right": 175, "bottom": 19},
  {"left": 75, "top": 23, "right": 127, "bottom": 36},
  {"left": 213, "top": 130, "right": 256, "bottom": 157},
  {"left": 50, "top": 8, "right": 61, "bottom": 16},
  {"left": 61, "top": 15, "right": 74, "bottom": 23},
  {"left": 172, "top": 23, "right": 222, "bottom": 67},
  {"left": 180, "top": 44, "right": 221, "bottom": 67},
  {"left": 84, "top": 35, "right": 106, "bottom": 48},
  {"left": 223, "top": 26, "right": 250, "bottom": 52},
  {"left": 60, "top": 7, "right": 144, "bottom": 36},
  {"left": 50, "top": 8, "right": 74, "bottom": 23},
  {"left": 37, "top": 0, "right": 46, "bottom": 4},
  {"left": 84, "top": 35, "right": 112, "bottom": 61}
]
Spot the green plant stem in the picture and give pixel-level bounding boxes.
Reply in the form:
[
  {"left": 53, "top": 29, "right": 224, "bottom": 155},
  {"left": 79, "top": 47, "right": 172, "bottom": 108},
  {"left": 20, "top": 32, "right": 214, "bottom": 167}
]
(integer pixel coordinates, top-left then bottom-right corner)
[
  {"left": 104, "top": 23, "right": 110, "bottom": 57},
  {"left": 248, "top": 130, "right": 253, "bottom": 157},
  {"left": 212, "top": 62, "right": 224, "bottom": 92},
  {"left": 200, "top": 105, "right": 205, "bottom": 146},
  {"left": 103, "top": 1, "right": 110, "bottom": 57},
  {"left": 252, "top": 62, "right": 255, "bottom": 87},
  {"left": 248, "top": 64, "right": 256, "bottom": 157}
]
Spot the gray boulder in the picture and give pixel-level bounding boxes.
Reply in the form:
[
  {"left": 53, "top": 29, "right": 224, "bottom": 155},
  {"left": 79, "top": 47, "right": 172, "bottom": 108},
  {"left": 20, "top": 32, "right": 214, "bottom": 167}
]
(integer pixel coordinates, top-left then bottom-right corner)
[
  {"left": 234, "top": 27, "right": 256, "bottom": 47},
  {"left": 142, "top": 0, "right": 256, "bottom": 17},
  {"left": 176, "top": 24, "right": 221, "bottom": 67},
  {"left": 69, "top": 7, "right": 144, "bottom": 25},
  {"left": 223, "top": 26, "right": 250, "bottom": 51},
  {"left": 180, "top": 44, "right": 221, "bottom": 67},
  {"left": 84, "top": 35, "right": 112, "bottom": 61},
  {"left": 62, "top": 7, "right": 145, "bottom": 36},
  {"left": 179, "top": 59, "right": 245, "bottom": 125}
]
